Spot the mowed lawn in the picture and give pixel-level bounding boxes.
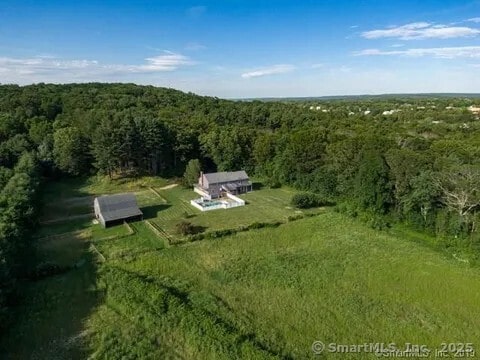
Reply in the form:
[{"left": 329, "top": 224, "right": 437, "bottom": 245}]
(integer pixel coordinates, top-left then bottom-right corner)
[
  {"left": 4, "top": 177, "right": 480, "bottom": 359},
  {"left": 149, "top": 185, "right": 319, "bottom": 237},
  {"left": 36, "top": 176, "right": 170, "bottom": 237},
  {"left": 35, "top": 177, "right": 314, "bottom": 240}
]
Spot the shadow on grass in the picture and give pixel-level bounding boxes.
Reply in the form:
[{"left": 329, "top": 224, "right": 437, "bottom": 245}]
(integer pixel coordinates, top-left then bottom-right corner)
[
  {"left": 36, "top": 218, "right": 93, "bottom": 238},
  {"left": 252, "top": 182, "right": 264, "bottom": 190},
  {"left": 141, "top": 204, "right": 171, "bottom": 220},
  {"left": 41, "top": 176, "right": 93, "bottom": 203},
  {"left": 1, "top": 235, "right": 103, "bottom": 359}
]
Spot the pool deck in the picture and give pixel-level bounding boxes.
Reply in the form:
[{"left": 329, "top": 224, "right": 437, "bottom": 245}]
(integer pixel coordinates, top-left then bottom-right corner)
[{"left": 190, "top": 194, "right": 245, "bottom": 212}]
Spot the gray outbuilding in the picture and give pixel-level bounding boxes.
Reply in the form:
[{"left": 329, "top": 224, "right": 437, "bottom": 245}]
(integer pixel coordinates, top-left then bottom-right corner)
[{"left": 94, "top": 193, "right": 143, "bottom": 228}]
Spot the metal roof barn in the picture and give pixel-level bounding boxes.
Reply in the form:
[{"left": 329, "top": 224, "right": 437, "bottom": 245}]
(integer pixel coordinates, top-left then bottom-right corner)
[{"left": 94, "top": 193, "right": 143, "bottom": 228}]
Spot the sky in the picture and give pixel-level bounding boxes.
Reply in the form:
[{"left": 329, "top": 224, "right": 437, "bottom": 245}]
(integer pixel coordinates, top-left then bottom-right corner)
[{"left": 1, "top": 0, "right": 480, "bottom": 98}]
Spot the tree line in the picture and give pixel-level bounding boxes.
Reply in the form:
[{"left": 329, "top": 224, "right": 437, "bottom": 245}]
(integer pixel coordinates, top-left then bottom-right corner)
[
  {"left": 0, "top": 152, "right": 40, "bottom": 331},
  {"left": 0, "top": 83, "right": 479, "bottom": 328}
]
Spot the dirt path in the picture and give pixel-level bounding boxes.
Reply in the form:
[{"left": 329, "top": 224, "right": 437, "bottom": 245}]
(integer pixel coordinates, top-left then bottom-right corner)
[{"left": 158, "top": 184, "right": 178, "bottom": 190}]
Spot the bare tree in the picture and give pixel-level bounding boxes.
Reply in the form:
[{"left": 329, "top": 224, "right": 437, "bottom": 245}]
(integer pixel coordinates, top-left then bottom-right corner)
[{"left": 437, "top": 166, "right": 480, "bottom": 234}]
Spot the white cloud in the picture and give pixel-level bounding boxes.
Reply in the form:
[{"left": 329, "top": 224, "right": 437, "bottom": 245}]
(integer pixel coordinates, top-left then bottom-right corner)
[
  {"left": 391, "top": 44, "right": 405, "bottom": 48},
  {"left": 136, "top": 52, "right": 193, "bottom": 72},
  {"left": 362, "top": 22, "right": 480, "bottom": 40},
  {"left": 0, "top": 51, "right": 194, "bottom": 79},
  {"left": 354, "top": 46, "right": 480, "bottom": 58},
  {"left": 467, "top": 17, "right": 480, "bottom": 23},
  {"left": 0, "top": 57, "right": 99, "bottom": 74},
  {"left": 241, "top": 64, "right": 295, "bottom": 79},
  {"left": 0, "top": 52, "right": 195, "bottom": 84},
  {"left": 311, "top": 63, "right": 324, "bottom": 69}
]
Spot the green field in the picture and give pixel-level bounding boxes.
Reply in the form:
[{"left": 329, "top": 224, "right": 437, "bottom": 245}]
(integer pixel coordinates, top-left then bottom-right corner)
[
  {"left": 149, "top": 185, "right": 319, "bottom": 238},
  {"left": 3, "top": 177, "right": 480, "bottom": 359}
]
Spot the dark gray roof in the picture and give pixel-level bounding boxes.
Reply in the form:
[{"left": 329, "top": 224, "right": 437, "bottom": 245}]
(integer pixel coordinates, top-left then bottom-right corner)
[
  {"left": 204, "top": 170, "right": 249, "bottom": 184},
  {"left": 223, "top": 183, "right": 238, "bottom": 191},
  {"left": 96, "top": 193, "right": 143, "bottom": 222}
]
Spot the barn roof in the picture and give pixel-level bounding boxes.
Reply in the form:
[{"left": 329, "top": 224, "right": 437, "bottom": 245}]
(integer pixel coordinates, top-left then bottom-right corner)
[
  {"left": 95, "top": 193, "right": 143, "bottom": 222},
  {"left": 203, "top": 170, "right": 250, "bottom": 184}
]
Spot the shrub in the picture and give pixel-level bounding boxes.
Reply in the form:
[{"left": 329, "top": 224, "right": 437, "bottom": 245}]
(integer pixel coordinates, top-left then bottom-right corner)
[
  {"left": 287, "top": 214, "right": 304, "bottom": 222},
  {"left": 175, "top": 221, "right": 205, "bottom": 236},
  {"left": 248, "top": 222, "right": 265, "bottom": 229},
  {"left": 335, "top": 201, "right": 358, "bottom": 218},
  {"left": 359, "top": 210, "right": 391, "bottom": 230},
  {"left": 247, "top": 221, "right": 282, "bottom": 230},
  {"left": 206, "top": 228, "right": 238, "bottom": 239},
  {"left": 188, "top": 233, "right": 206, "bottom": 242},
  {"left": 291, "top": 192, "right": 331, "bottom": 209},
  {"left": 186, "top": 221, "right": 284, "bottom": 242},
  {"left": 265, "top": 178, "right": 281, "bottom": 188},
  {"left": 182, "top": 211, "right": 195, "bottom": 219}
]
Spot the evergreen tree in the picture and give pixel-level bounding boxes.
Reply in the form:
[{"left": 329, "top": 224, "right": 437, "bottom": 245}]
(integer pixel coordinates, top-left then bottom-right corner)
[
  {"left": 53, "top": 127, "right": 90, "bottom": 175},
  {"left": 182, "top": 159, "right": 201, "bottom": 187}
]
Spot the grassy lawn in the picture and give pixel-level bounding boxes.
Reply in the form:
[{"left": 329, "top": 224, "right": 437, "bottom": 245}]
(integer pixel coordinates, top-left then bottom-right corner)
[
  {"left": 38, "top": 176, "right": 170, "bottom": 232},
  {"left": 41, "top": 175, "right": 170, "bottom": 203},
  {"left": 150, "top": 185, "right": 321, "bottom": 237},
  {"left": 38, "top": 176, "right": 315, "bottom": 240},
  {"left": 4, "top": 177, "right": 480, "bottom": 359},
  {"left": 93, "top": 221, "right": 167, "bottom": 262},
  {"left": 39, "top": 175, "right": 170, "bottom": 223}
]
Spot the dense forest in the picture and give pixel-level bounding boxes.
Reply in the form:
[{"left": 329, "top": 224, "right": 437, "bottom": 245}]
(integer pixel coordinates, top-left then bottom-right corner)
[{"left": 0, "top": 83, "right": 479, "bottom": 333}]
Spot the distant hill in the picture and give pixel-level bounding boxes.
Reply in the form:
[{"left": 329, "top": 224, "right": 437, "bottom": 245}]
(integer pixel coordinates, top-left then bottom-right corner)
[{"left": 238, "top": 93, "right": 480, "bottom": 102}]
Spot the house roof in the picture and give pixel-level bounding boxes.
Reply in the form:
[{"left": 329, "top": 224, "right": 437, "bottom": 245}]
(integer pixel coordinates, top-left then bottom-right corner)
[
  {"left": 203, "top": 170, "right": 250, "bottom": 185},
  {"left": 95, "top": 193, "right": 143, "bottom": 222}
]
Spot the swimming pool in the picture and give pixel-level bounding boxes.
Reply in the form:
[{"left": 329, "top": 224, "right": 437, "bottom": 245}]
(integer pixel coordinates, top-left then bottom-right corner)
[
  {"left": 201, "top": 200, "right": 224, "bottom": 207},
  {"left": 190, "top": 195, "right": 245, "bottom": 212}
]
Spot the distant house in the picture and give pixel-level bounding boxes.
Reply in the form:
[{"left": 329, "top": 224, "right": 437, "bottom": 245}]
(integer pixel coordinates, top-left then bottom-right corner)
[
  {"left": 194, "top": 170, "right": 252, "bottom": 199},
  {"left": 469, "top": 105, "right": 480, "bottom": 114},
  {"left": 94, "top": 193, "right": 143, "bottom": 228}
]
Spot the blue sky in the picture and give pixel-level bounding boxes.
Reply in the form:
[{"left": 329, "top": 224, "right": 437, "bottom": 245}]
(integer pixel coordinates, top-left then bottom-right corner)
[{"left": 1, "top": 0, "right": 480, "bottom": 97}]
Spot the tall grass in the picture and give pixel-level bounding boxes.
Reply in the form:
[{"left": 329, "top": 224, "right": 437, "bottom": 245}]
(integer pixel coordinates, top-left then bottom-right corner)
[
  {"left": 85, "top": 212, "right": 480, "bottom": 359},
  {"left": 6, "top": 177, "right": 480, "bottom": 359}
]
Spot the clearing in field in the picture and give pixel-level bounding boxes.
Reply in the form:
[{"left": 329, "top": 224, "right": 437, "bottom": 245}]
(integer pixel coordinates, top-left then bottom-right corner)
[{"left": 3, "top": 176, "right": 480, "bottom": 359}]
